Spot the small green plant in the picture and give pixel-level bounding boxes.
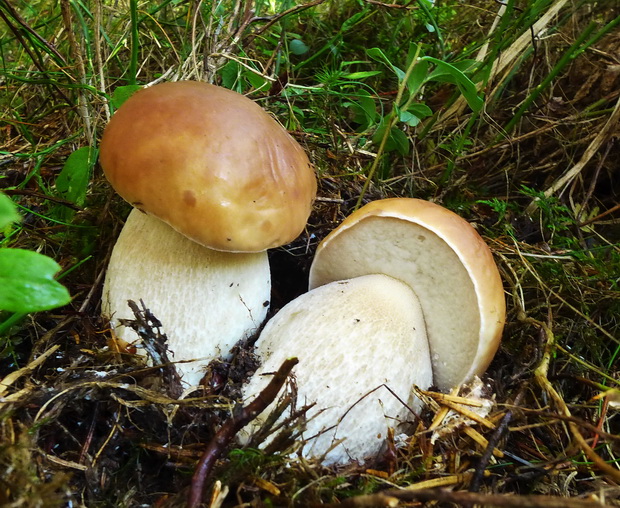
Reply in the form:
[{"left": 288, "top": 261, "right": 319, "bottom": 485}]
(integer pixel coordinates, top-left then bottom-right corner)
[
  {"left": 354, "top": 43, "right": 483, "bottom": 206},
  {"left": 0, "top": 192, "right": 70, "bottom": 315}
]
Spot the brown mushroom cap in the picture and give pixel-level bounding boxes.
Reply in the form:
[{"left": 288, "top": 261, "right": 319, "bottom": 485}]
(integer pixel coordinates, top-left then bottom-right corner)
[
  {"left": 99, "top": 81, "right": 316, "bottom": 252},
  {"left": 309, "top": 198, "right": 506, "bottom": 391}
]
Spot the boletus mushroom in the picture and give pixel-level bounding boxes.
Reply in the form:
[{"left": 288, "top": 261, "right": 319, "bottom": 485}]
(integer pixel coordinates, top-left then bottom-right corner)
[
  {"left": 240, "top": 274, "right": 433, "bottom": 465},
  {"left": 309, "top": 198, "right": 506, "bottom": 391},
  {"left": 241, "top": 198, "right": 504, "bottom": 464},
  {"left": 99, "top": 81, "right": 316, "bottom": 387}
]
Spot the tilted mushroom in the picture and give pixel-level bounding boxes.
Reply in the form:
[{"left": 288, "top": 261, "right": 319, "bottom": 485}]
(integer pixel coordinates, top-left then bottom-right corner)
[
  {"left": 309, "top": 198, "right": 506, "bottom": 391},
  {"left": 240, "top": 198, "right": 504, "bottom": 464},
  {"left": 240, "top": 274, "right": 433, "bottom": 465},
  {"left": 99, "top": 81, "right": 316, "bottom": 387}
]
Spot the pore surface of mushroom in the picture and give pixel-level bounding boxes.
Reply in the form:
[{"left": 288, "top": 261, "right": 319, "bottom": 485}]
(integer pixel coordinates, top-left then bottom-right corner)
[
  {"left": 309, "top": 198, "right": 505, "bottom": 391},
  {"left": 102, "top": 210, "right": 270, "bottom": 387},
  {"left": 240, "top": 274, "right": 432, "bottom": 465}
]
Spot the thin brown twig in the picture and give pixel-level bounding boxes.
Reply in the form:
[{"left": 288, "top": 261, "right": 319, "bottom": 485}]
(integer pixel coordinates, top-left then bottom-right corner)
[
  {"left": 244, "top": 0, "right": 327, "bottom": 46},
  {"left": 578, "top": 202, "right": 620, "bottom": 227},
  {"left": 186, "top": 357, "right": 299, "bottom": 508},
  {"left": 2, "top": 189, "right": 81, "bottom": 210}
]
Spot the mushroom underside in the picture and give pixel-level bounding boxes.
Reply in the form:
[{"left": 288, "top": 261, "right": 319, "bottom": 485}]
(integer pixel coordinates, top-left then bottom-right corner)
[
  {"left": 240, "top": 273, "right": 433, "bottom": 465},
  {"left": 310, "top": 212, "right": 504, "bottom": 391}
]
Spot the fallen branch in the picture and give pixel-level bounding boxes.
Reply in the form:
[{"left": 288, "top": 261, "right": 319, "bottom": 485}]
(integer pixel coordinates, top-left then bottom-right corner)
[{"left": 187, "top": 357, "right": 299, "bottom": 508}]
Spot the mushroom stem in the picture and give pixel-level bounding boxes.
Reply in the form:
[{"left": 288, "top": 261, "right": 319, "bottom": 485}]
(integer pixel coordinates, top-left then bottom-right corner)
[{"left": 102, "top": 209, "right": 271, "bottom": 387}]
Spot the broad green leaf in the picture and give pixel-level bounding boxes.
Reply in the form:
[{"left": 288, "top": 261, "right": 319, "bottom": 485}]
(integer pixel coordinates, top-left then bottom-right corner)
[
  {"left": 399, "top": 111, "right": 421, "bottom": 126},
  {"left": 404, "top": 43, "right": 428, "bottom": 94},
  {"left": 398, "top": 105, "right": 431, "bottom": 126},
  {"left": 111, "top": 84, "right": 142, "bottom": 110},
  {"left": 56, "top": 146, "right": 98, "bottom": 208},
  {"left": 421, "top": 56, "right": 483, "bottom": 112},
  {"left": 289, "top": 39, "right": 309, "bottom": 56},
  {"left": 372, "top": 120, "right": 410, "bottom": 155},
  {"left": 0, "top": 192, "right": 20, "bottom": 230},
  {"left": 346, "top": 92, "right": 378, "bottom": 130},
  {"left": 407, "top": 103, "right": 433, "bottom": 118},
  {"left": 244, "top": 70, "right": 269, "bottom": 91},
  {"left": 341, "top": 10, "right": 368, "bottom": 32},
  {"left": 388, "top": 128, "right": 410, "bottom": 155},
  {"left": 405, "top": 42, "right": 420, "bottom": 69},
  {"left": 425, "top": 59, "right": 478, "bottom": 83},
  {"left": 220, "top": 60, "right": 241, "bottom": 91},
  {"left": 0, "top": 249, "right": 71, "bottom": 313},
  {"left": 367, "top": 48, "right": 405, "bottom": 81},
  {"left": 406, "top": 59, "right": 429, "bottom": 95},
  {"left": 355, "top": 92, "right": 378, "bottom": 120}
]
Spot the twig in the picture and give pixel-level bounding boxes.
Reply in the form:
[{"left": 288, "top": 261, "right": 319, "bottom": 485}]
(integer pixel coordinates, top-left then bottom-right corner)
[
  {"left": 0, "top": 344, "right": 60, "bottom": 397},
  {"left": 470, "top": 410, "right": 512, "bottom": 492},
  {"left": 2, "top": 189, "right": 82, "bottom": 210},
  {"left": 119, "top": 299, "right": 183, "bottom": 398},
  {"left": 578, "top": 202, "right": 620, "bottom": 227},
  {"left": 244, "top": 0, "right": 327, "bottom": 46},
  {"left": 186, "top": 357, "right": 299, "bottom": 508},
  {"left": 362, "top": 0, "right": 418, "bottom": 9}
]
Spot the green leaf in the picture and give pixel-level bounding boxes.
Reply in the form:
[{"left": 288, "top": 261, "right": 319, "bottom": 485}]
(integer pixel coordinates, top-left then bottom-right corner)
[
  {"left": 289, "top": 39, "right": 309, "bottom": 56},
  {"left": 367, "top": 47, "right": 405, "bottom": 81},
  {"left": 346, "top": 92, "right": 378, "bottom": 130},
  {"left": 56, "top": 146, "right": 98, "bottom": 208},
  {"left": 220, "top": 60, "right": 241, "bottom": 91},
  {"left": 421, "top": 56, "right": 483, "bottom": 112},
  {"left": 388, "top": 128, "right": 410, "bottom": 156},
  {"left": 244, "top": 70, "right": 269, "bottom": 91},
  {"left": 406, "top": 59, "right": 429, "bottom": 95},
  {"left": 0, "top": 192, "right": 20, "bottom": 231},
  {"left": 396, "top": 102, "right": 432, "bottom": 127},
  {"left": 407, "top": 103, "right": 433, "bottom": 118},
  {"left": 0, "top": 249, "right": 71, "bottom": 313},
  {"left": 342, "top": 70, "right": 382, "bottom": 80},
  {"left": 110, "top": 84, "right": 142, "bottom": 110},
  {"left": 402, "top": 43, "right": 428, "bottom": 95},
  {"left": 372, "top": 120, "right": 410, "bottom": 155}
]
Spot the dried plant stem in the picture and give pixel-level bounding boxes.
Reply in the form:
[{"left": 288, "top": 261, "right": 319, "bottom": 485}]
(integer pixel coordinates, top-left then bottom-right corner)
[
  {"left": 0, "top": 345, "right": 60, "bottom": 397},
  {"left": 60, "top": 0, "right": 93, "bottom": 144},
  {"left": 524, "top": 315, "right": 620, "bottom": 483},
  {"left": 528, "top": 94, "right": 620, "bottom": 213},
  {"left": 187, "top": 357, "right": 299, "bottom": 508}
]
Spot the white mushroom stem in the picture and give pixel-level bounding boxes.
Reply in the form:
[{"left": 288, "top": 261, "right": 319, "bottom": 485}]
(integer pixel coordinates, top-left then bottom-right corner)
[
  {"left": 239, "top": 274, "right": 433, "bottom": 466},
  {"left": 102, "top": 209, "right": 270, "bottom": 388}
]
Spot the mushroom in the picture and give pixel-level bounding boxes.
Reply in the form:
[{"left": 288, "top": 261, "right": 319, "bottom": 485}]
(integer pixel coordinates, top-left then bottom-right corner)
[
  {"left": 240, "top": 198, "right": 504, "bottom": 464},
  {"left": 239, "top": 274, "right": 433, "bottom": 465},
  {"left": 309, "top": 198, "right": 506, "bottom": 391},
  {"left": 99, "top": 81, "right": 317, "bottom": 387}
]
